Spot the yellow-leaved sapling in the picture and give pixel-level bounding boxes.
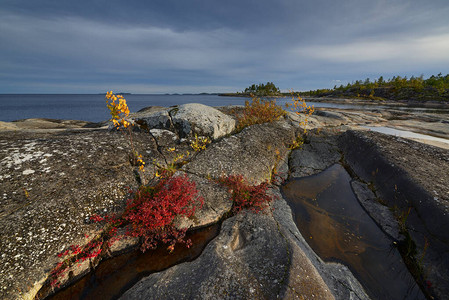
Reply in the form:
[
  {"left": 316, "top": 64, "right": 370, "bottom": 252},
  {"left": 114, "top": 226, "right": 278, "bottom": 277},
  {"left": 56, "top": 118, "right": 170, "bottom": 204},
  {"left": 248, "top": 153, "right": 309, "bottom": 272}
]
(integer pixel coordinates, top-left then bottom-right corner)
[
  {"left": 285, "top": 93, "right": 315, "bottom": 133},
  {"left": 106, "top": 91, "right": 146, "bottom": 178},
  {"left": 190, "top": 134, "right": 211, "bottom": 152}
]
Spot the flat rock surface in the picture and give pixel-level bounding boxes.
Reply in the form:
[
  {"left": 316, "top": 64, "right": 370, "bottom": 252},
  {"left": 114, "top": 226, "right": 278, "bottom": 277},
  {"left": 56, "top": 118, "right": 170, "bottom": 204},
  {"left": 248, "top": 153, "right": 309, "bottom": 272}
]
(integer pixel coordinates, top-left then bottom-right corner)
[
  {"left": 340, "top": 130, "right": 449, "bottom": 227},
  {"left": 184, "top": 120, "right": 296, "bottom": 184}
]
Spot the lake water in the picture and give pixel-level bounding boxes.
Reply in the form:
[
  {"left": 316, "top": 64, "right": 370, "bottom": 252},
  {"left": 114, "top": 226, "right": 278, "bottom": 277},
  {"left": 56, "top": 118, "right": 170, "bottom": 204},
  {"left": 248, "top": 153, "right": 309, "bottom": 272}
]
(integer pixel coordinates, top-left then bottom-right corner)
[
  {"left": 0, "top": 94, "right": 382, "bottom": 123},
  {"left": 0, "top": 94, "right": 248, "bottom": 122}
]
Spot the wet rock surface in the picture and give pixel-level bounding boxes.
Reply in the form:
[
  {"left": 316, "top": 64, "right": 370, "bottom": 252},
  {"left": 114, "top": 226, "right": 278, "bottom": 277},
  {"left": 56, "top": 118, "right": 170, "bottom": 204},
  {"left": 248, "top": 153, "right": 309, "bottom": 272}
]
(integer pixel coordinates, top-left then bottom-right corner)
[
  {"left": 271, "top": 187, "right": 370, "bottom": 300},
  {"left": 350, "top": 180, "right": 402, "bottom": 242}
]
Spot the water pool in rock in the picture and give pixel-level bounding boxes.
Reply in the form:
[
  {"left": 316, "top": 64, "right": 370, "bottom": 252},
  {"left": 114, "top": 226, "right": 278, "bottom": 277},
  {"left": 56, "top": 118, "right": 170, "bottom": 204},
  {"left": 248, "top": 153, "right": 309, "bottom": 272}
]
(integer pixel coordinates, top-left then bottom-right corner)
[
  {"left": 37, "top": 224, "right": 220, "bottom": 300},
  {"left": 281, "top": 164, "right": 425, "bottom": 299}
]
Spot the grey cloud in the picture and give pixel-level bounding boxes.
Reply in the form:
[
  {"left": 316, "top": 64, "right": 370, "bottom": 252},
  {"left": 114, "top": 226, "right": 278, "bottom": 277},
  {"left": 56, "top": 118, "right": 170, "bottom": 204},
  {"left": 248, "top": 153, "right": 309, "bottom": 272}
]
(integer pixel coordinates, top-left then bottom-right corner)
[{"left": 1, "top": 0, "right": 449, "bottom": 93}]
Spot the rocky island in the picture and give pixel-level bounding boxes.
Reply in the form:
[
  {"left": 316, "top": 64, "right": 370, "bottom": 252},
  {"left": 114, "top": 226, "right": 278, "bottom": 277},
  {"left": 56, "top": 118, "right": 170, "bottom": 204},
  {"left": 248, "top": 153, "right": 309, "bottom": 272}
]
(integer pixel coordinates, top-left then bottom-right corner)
[{"left": 1, "top": 96, "right": 448, "bottom": 299}]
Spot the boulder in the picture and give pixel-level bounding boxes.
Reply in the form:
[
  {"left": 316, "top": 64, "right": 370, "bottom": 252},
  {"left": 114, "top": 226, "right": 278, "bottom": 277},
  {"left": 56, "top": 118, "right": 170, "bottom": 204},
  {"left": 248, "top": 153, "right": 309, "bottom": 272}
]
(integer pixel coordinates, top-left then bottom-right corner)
[
  {"left": 132, "top": 103, "right": 236, "bottom": 140},
  {"left": 170, "top": 103, "right": 236, "bottom": 139},
  {"left": 132, "top": 107, "right": 174, "bottom": 131}
]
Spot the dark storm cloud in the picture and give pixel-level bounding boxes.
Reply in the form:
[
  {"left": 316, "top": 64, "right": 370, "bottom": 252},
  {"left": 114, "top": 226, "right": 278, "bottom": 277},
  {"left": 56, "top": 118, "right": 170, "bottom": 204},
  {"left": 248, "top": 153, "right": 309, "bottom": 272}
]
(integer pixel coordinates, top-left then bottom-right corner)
[{"left": 1, "top": 0, "right": 448, "bottom": 93}]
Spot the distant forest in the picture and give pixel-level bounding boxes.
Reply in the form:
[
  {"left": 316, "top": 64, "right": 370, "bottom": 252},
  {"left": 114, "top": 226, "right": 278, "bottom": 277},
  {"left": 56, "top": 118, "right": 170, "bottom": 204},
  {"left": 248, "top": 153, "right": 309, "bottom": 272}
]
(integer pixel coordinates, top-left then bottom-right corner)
[{"left": 303, "top": 73, "right": 449, "bottom": 101}]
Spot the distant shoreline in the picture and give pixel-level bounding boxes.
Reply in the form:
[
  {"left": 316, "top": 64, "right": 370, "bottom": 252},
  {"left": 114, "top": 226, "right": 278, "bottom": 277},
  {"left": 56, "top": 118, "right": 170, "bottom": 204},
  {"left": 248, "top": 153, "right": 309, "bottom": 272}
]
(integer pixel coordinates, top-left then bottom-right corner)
[{"left": 219, "top": 92, "right": 449, "bottom": 108}]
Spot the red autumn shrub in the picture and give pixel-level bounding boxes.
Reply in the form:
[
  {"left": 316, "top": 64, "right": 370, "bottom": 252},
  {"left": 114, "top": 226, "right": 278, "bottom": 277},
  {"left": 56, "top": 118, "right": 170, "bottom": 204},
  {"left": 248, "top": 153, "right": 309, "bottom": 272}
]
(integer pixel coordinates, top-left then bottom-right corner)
[
  {"left": 217, "top": 175, "right": 272, "bottom": 213},
  {"left": 51, "top": 174, "right": 203, "bottom": 287},
  {"left": 122, "top": 174, "right": 203, "bottom": 252}
]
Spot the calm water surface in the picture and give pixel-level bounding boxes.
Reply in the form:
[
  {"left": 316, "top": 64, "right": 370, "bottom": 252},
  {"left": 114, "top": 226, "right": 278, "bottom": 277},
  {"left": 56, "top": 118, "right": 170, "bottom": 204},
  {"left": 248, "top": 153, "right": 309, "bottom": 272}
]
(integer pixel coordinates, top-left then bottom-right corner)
[
  {"left": 282, "top": 164, "right": 425, "bottom": 300},
  {"left": 0, "top": 94, "right": 392, "bottom": 123},
  {"left": 0, "top": 94, "right": 249, "bottom": 122}
]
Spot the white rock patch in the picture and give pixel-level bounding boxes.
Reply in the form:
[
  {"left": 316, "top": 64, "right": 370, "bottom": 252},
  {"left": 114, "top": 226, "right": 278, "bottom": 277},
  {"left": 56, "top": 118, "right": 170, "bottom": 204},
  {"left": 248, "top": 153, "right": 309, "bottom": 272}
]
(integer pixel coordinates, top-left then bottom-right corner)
[{"left": 22, "top": 169, "right": 35, "bottom": 175}]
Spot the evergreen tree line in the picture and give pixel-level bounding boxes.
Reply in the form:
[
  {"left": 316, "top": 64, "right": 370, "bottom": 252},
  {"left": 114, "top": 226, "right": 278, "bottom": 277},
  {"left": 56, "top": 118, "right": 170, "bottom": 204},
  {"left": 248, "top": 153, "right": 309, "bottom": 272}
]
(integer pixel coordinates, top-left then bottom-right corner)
[
  {"left": 244, "top": 82, "right": 281, "bottom": 96},
  {"left": 304, "top": 73, "right": 449, "bottom": 101},
  {"left": 335, "top": 73, "right": 449, "bottom": 92}
]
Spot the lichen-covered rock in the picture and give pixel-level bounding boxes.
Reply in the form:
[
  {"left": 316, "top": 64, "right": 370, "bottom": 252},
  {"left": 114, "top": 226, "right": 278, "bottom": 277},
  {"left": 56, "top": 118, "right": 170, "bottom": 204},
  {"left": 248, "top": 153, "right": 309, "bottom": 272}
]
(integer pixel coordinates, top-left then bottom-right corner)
[
  {"left": 170, "top": 103, "right": 236, "bottom": 139},
  {"left": 148, "top": 129, "right": 179, "bottom": 146},
  {"left": 183, "top": 120, "right": 295, "bottom": 184},
  {"left": 6, "top": 101, "right": 444, "bottom": 300},
  {"left": 0, "top": 129, "right": 157, "bottom": 299}
]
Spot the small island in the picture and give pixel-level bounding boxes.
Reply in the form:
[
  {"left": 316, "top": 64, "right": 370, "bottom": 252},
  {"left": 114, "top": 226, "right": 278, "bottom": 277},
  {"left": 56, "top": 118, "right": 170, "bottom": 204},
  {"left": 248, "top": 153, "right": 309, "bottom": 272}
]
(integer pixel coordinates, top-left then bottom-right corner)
[{"left": 219, "top": 81, "right": 282, "bottom": 97}]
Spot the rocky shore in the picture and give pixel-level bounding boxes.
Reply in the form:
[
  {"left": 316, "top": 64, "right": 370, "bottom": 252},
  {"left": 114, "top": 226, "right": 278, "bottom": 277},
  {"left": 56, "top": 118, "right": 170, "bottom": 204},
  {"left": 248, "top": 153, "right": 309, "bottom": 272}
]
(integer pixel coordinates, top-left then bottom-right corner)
[{"left": 1, "top": 101, "right": 448, "bottom": 299}]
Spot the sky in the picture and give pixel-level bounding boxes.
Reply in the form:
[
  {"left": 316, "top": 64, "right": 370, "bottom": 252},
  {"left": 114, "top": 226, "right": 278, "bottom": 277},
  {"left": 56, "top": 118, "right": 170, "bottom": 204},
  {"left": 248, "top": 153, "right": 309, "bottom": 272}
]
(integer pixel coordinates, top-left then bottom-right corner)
[{"left": 1, "top": 0, "right": 449, "bottom": 94}]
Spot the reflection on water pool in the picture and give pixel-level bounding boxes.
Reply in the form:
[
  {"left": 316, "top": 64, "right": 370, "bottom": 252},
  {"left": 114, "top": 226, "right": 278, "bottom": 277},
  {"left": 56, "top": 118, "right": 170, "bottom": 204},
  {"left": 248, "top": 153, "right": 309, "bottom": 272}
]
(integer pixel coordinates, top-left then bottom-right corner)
[{"left": 282, "top": 164, "right": 424, "bottom": 299}]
